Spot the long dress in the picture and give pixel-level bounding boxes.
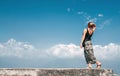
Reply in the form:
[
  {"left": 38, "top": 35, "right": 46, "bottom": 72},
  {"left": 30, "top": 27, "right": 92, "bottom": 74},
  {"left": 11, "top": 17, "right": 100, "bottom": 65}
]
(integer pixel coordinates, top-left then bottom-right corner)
[{"left": 83, "top": 29, "right": 96, "bottom": 64}]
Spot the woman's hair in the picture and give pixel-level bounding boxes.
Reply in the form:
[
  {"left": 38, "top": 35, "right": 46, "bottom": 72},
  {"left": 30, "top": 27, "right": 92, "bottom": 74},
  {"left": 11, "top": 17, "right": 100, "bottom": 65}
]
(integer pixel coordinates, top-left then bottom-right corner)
[{"left": 88, "top": 22, "right": 96, "bottom": 28}]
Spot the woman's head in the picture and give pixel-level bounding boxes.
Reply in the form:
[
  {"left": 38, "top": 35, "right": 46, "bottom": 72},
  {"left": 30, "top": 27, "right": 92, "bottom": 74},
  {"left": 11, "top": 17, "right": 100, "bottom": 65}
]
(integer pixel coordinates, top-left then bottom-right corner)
[{"left": 88, "top": 22, "right": 96, "bottom": 28}]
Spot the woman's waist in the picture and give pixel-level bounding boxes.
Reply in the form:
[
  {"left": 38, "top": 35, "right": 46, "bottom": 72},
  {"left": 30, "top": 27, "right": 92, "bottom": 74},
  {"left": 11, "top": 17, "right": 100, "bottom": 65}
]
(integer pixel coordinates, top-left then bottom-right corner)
[{"left": 84, "top": 40, "right": 92, "bottom": 45}]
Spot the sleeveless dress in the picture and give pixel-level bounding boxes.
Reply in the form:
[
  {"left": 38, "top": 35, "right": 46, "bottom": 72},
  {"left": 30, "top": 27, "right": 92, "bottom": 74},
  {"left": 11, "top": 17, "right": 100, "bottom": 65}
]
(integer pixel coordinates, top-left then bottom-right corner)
[{"left": 83, "top": 29, "right": 96, "bottom": 64}]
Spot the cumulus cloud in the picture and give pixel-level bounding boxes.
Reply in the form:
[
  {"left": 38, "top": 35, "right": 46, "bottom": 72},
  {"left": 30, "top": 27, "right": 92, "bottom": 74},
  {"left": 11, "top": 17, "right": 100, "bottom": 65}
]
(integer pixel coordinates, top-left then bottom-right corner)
[
  {"left": 94, "top": 43, "right": 120, "bottom": 60},
  {"left": 0, "top": 39, "right": 119, "bottom": 60},
  {"left": 47, "top": 43, "right": 120, "bottom": 60},
  {"left": 0, "top": 38, "right": 45, "bottom": 59},
  {"left": 47, "top": 43, "right": 83, "bottom": 58}
]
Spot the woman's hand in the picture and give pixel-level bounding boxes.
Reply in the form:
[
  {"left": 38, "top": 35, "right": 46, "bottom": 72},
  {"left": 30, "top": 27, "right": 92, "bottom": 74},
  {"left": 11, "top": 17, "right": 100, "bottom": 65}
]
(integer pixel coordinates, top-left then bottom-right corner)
[{"left": 80, "top": 43, "right": 83, "bottom": 48}]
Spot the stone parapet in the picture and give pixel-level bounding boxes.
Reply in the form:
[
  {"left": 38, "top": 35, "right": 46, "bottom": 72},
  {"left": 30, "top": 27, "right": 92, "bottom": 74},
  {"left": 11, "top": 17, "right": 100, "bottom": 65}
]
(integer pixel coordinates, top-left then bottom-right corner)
[{"left": 0, "top": 68, "right": 113, "bottom": 76}]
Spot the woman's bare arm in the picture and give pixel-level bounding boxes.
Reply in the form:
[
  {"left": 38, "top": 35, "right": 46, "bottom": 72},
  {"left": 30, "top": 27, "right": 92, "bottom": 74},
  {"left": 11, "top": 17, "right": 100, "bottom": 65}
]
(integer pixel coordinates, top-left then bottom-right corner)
[
  {"left": 80, "top": 28, "right": 87, "bottom": 48},
  {"left": 92, "top": 25, "right": 96, "bottom": 32}
]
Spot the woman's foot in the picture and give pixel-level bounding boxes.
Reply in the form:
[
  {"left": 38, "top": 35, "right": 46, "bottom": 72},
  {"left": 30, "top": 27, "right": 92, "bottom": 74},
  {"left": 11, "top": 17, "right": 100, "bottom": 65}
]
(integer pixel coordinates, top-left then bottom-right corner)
[
  {"left": 96, "top": 61, "right": 101, "bottom": 69},
  {"left": 97, "top": 64, "right": 101, "bottom": 69},
  {"left": 87, "top": 66, "right": 92, "bottom": 69},
  {"left": 87, "top": 63, "right": 92, "bottom": 69}
]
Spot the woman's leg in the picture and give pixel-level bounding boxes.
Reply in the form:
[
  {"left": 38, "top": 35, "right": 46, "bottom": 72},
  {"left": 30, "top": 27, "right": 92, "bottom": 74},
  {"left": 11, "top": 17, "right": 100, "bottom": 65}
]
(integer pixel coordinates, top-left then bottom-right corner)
[
  {"left": 84, "top": 41, "right": 95, "bottom": 69},
  {"left": 96, "top": 61, "right": 101, "bottom": 69},
  {"left": 87, "top": 63, "right": 92, "bottom": 69}
]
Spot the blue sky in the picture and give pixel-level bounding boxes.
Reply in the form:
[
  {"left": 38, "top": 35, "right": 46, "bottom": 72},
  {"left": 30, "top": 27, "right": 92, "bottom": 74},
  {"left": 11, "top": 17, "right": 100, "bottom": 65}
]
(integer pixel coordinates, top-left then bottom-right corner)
[
  {"left": 0, "top": 0, "right": 120, "bottom": 75},
  {"left": 0, "top": 0, "right": 120, "bottom": 46}
]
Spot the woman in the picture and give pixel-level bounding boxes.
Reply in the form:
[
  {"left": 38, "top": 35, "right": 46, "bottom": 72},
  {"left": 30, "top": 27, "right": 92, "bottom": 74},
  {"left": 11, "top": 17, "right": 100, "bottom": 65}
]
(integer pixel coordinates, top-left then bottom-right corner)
[{"left": 80, "top": 22, "right": 101, "bottom": 69}]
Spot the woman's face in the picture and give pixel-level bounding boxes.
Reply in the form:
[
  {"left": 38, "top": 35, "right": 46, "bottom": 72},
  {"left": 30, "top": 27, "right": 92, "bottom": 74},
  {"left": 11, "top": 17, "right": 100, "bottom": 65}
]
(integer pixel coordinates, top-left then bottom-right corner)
[{"left": 88, "top": 22, "right": 95, "bottom": 29}]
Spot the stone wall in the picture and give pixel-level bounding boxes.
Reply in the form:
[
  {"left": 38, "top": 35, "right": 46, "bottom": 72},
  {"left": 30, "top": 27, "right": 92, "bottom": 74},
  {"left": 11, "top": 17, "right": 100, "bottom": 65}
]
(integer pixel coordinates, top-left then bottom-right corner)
[{"left": 0, "top": 68, "right": 113, "bottom": 76}]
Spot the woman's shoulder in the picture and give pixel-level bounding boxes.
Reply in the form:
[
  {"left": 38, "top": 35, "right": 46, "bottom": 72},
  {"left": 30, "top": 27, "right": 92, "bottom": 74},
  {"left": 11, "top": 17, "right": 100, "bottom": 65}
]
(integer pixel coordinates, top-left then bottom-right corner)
[
  {"left": 84, "top": 28, "right": 87, "bottom": 32},
  {"left": 83, "top": 28, "right": 87, "bottom": 34}
]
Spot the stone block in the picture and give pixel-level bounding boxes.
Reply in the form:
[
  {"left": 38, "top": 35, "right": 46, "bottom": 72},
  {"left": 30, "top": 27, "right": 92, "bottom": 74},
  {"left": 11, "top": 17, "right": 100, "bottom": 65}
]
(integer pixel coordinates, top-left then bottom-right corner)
[{"left": 0, "top": 68, "right": 113, "bottom": 76}]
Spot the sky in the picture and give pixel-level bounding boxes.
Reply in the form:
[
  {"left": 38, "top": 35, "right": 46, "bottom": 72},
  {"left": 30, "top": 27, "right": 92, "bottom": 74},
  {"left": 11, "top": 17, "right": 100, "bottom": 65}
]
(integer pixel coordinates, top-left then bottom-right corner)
[{"left": 0, "top": 0, "right": 120, "bottom": 75}]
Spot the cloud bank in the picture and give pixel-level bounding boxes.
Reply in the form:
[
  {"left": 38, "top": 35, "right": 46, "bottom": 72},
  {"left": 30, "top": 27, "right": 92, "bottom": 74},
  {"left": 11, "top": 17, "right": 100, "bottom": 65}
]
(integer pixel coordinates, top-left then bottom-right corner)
[
  {"left": 0, "top": 39, "right": 120, "bottom": 60},
  {"left": 0, "top": 39, "right": 36, "bottom": 58},
  {"left": 47, "top": 43, "right": 120, "bottom": 60},
  {"left": 47, "top": 43, "right": 83, "bottom": 58}
]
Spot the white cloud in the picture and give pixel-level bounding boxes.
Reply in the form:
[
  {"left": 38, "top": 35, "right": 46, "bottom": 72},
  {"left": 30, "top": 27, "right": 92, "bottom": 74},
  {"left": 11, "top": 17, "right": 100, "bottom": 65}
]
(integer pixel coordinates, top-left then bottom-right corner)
[
  {"left": 70, "top": 9, "right": 109, "bottom": 29},
  {"left": 67, "top": 8, "right": 71, "bottom": 12},
  {"left": 86, "top": 18, "right": 97, "bottom": 24},
  {"left": 97, "top": 19, "right": 112, "bottom": 29},
  {"left": 0, "top": 38, "right": 42, "bottom": 59},
  {"left": 77, "top": 11, "right": 84, "bottom": 15},
  {"left": 77, "top": 11, "right": 111, "bottom": 29},
  {"left": 47, "top": 43, "right": 120, "bottom": 60},
  {"left": 1, "top": 39, "right": 119, "bottom": 60},
  {"left": 47, "top": 43, "right": 83, "bottom": 58},
  {"left": 77, "top": 11, "right": 97, "bottom": 23},
  {"left": 94, "top": 43, "right": 120, "bottom": 60},
  {"left": 98, "top": 14, "right": 104, "bottom": 17}
]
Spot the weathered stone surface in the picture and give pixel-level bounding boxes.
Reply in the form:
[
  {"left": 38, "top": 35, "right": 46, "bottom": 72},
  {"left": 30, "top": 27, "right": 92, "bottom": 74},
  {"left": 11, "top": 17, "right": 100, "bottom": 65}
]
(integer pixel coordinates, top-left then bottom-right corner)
[
  {"left": 0, "top": 68, "right": 37, "bottom": 76},
  {"left": 0, "top": 68, "right": 113, "bottom": 76}
]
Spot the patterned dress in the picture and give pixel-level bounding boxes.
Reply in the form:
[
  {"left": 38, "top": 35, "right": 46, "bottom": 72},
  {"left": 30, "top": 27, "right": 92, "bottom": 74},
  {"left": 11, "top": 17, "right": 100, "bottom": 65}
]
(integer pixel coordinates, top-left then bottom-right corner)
[
  {"left": 83, "top": 29, "right": 96, "bottom": 64},
  {"left": 84, "top": 41, "right": 96, "bottom": 64}
]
